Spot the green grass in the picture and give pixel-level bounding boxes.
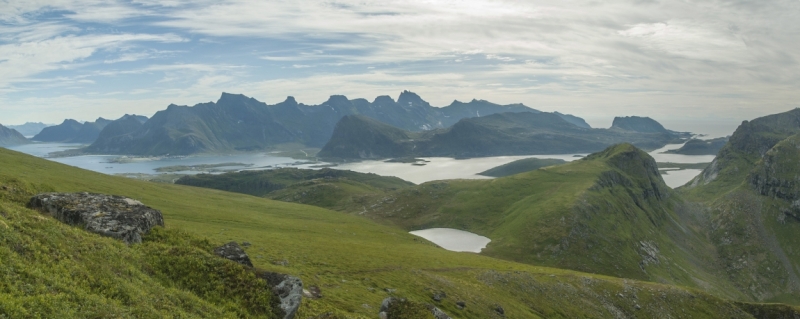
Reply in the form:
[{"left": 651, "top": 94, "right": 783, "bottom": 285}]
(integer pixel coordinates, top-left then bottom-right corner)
[
  {"left": 2, "top": 147, "right": 799, "bottom": 318},
  {"left": 0, "top": 189, "right": 276, "bottom": 318},
  {"left": 477, "top": 157, "right": 566, "bottom": 177}
]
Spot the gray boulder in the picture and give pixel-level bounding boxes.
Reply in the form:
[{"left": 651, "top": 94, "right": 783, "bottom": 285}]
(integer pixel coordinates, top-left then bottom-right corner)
[
  {"left": 28, "top": 192, "right": 163, "bottom": 244},
  {"left": 426, "top": 304, "right": 451, "bottom": 319},
  {"left": 213, "top": 242, "right": 253, "bottom": 267},
  {"left": 260, "top": 271, "right": 303, "bottom": 319}
]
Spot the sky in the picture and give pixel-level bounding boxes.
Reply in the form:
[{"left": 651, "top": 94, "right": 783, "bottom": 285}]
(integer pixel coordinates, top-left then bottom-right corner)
[{"left": 1, "top": 0, "right": 798, "bottom": 136}]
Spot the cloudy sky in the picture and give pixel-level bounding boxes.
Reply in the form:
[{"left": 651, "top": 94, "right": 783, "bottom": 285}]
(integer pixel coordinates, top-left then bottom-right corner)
[{"left": 1, "top": 0, "right": 798, "bottom": 135}]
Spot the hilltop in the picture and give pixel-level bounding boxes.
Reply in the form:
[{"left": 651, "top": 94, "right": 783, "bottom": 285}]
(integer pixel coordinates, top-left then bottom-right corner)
[{"left": 318, "top": 113, "right": 687, "bottom": 159}]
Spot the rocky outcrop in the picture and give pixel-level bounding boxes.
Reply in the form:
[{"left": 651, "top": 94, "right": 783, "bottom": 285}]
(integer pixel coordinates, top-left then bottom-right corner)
[
  {"left": 259, "top": 271, "right": 303, "bottom": 319},
  {"left": 213, "top": 242, "right": 253, "bottom": 267},
  {"left": 28, "top": 192, "right": 164, "bottom": 244},
  {"left": 212, "top": 241, "right": 304, "bottom": 319},
  {"left": 378, "top": 297, "right": 450, "bottom": 319}
]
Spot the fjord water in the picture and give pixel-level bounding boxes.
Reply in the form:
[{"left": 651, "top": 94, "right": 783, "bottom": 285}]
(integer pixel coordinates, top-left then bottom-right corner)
[
  {"left": 334, "top": 154, "right": 588, "bottom": 184},
  {"left": 409, "top": 228, "right": 491, "bottom": 253},
  {"left": 8, "top": 142, "right": 712, "bottom": 188},
  {"left": 648, "top": 143, "right": 714, "bottom": 188},
  {"left": 6, "top": 143, "right": 305, "bottom": 175}
]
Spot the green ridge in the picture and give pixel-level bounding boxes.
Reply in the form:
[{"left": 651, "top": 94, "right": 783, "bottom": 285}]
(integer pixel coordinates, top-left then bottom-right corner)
[{"left": 478, "top": 158, "right": 567, "bottom": 177}]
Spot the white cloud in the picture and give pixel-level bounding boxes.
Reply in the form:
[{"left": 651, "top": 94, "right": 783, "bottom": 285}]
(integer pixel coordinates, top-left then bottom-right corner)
[{"left": 0, "top": 33, "right": 187, "bottom": 88}]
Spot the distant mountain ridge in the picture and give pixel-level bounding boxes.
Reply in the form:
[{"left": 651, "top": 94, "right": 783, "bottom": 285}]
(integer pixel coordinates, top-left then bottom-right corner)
[
  {"left": 87, "top": 91, "right": 586, "bottom": 155},
  {"left": 0, "top": 124, "right": 28, "bottom": 147},
  {"left": 6, "top": 122, "right": 51, "bottom": 137},
  {"left": 318, "top": 112, "right": 687, "bottom": 159},
  {"left": 33, "top": 118, "right": 113, "bottom": 143}
]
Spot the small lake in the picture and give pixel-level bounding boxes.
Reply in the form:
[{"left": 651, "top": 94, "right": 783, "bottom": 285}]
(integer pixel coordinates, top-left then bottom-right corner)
[{"left": 409, "top": 228, "right": 491, "bottom": 253}]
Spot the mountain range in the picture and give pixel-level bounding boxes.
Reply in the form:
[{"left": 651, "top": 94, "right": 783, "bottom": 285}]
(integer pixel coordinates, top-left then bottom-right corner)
[
  {"left": 317, "top": 112, "right": 687, "bottom": 159},
  {"left": 33, "top": 117, "right": 114, "bottom": 143},
  {"left": 85, "top": 92, "right": 589, "bottom": 155},
  {"left": 0, "top": 124, "right": 28, "bottom": 147},
  {"left": 6, "top": 122, "right": 51, "bottom": 137}
]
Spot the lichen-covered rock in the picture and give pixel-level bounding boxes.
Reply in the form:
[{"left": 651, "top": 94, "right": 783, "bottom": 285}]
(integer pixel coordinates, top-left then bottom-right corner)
[
  {"left": 213, "top": 241, "right": 253, "bottom": 267},
  {"left": 28, "top": 192, "right": 164, "bottom": 244},
  {"left": 379, "top": 297, "right": 444, "bottom": 319},
  {"left": 259, "top": 271, "right": 303, "bottom": 319}
]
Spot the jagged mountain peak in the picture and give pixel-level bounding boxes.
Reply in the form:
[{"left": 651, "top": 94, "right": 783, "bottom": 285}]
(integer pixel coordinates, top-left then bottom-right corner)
[
  {"left": 217, "top": 92, "right": 259, "bottom": 105},
  {"left": 397, "top": 90, "right": 427, "bottom": 106},
  {"left": 283, "top": 96, "right": 297, "bottom": 104}
]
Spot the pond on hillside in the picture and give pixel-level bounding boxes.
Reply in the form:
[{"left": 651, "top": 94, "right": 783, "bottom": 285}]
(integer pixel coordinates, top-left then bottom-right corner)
[{"left": 409, "top": 228, "right": 491, "bottom": 253}]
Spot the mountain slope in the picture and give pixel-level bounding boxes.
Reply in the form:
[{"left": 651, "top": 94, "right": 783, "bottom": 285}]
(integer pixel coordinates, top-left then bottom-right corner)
[
  {"left": 0, "top": 124, "right": 28, "bottom": 147},
  {"left": 679, "top": 109, "right": 800, "bottom": 303},
  {"left": 32, "top": 118, "right": 112, "bottom": 143},
  {"left": 665, "top": 137, "right": 729, "bottom": 155},
  {"left": 2, "top": 147, "right": 796, "bottom": 318},
  {"left": 176, "top": 167, "right": 415, "bottom": 211},
  {"left": 337, "top": 144, "right": 740, "bottom": 297},
  {"left": 319, "top": 112, "right": 686, "bottom": 159}
]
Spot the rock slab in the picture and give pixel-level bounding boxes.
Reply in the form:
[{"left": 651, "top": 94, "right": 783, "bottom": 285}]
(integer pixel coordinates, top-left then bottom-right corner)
[{"left": 29, "top": 192, "right": 164, "bottom": 244}]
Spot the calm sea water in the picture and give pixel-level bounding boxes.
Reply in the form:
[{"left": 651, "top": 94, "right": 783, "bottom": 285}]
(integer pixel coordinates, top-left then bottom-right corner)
[{"left": 7, "top": 141, "right": 712, "bottom": 188}]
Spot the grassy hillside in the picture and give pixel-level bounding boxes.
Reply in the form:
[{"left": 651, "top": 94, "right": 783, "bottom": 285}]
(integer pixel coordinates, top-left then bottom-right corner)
[
  {"left": 0, "top": 180, "right": 277, "bottom": 318},
  {"left": 2, "top": 148, "right": 796, "bottom": 318},
  {"left": 340, "top": 144, "right": 743, "bottom": 299},
  {"left": 176, "top": 168, "right": 414, "bottom": 211},
  {"left": 478, "top": 158, "right": 566, "bottom": 177}
]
